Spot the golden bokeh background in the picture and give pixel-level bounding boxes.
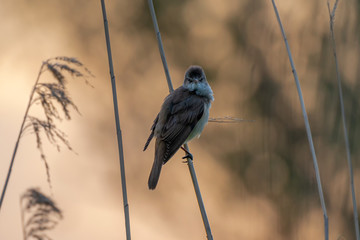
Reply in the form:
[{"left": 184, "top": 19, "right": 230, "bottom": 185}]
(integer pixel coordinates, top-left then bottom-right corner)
[{"left": 1, "top": 0, "right": 360, "bottom": 239}]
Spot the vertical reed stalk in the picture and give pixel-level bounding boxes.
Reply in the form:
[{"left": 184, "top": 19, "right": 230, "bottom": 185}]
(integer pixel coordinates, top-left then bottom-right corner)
[
  {"left": 147, "top": 1, "right": 213, "bottom": 239},
  {"left": 271, "top": 1, "right": 329, "bottom": 239},
  {"left": 327, "top": 1, "right": 360, "bottom": 239},
  {"left": 100, "top": 1, "right": 131, "bottom": 239}
]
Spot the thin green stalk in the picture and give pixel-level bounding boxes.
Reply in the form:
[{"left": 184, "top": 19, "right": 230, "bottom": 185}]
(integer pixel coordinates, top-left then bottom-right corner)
[
  {"left": 327, "top": 1, "right": 359, "bottom": 239},
  {"left": 147, "top": 1, "right": 213, "bottom": 239},
  {"left": 100, "top": 1, "right": 131, "bottom": 239},
  {"left": 271, "top": 1, "right": 329, "bottom": 239},
  {"left": 0, "top": 64, "right": 45, "bottom": 212}
]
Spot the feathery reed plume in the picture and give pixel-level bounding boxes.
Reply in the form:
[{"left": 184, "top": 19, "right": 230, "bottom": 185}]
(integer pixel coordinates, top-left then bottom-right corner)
[
  {"left": 327, "top": 1, "right": 360, "bottom": 239},
  {"left": 271, "top": 1, "right": 329, "bottom": 239},
  {"left": 100, "top": 1, "right": 131, "bottom": 239},
  {"left": 20, "top": 188, "right": 62, "bottom": 240},
  {"left": 147, "top": 1, "right": 213, "bottom": 239},
  {"left": 209, "top": 116, "right": 254, "bottom": 123},
  {"left": 0, "top": 57, "right": 92, "bottom": 212}
]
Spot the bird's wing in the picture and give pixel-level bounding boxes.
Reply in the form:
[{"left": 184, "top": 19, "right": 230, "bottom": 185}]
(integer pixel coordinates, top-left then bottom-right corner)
[{"left": 159, "top": 90, "right": 205, "bottom": 164}]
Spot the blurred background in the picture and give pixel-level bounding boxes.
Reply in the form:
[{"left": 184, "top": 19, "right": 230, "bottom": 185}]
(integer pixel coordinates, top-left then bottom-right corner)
[{"left": 0, "top": 0, "right": 359, "bottom": 239}]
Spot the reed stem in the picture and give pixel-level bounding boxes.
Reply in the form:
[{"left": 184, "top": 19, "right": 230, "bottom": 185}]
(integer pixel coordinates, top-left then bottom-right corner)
[
  {"left": 271, "top": 1, "right": 329, "bottom": 239},
  {"left": 100, "top": 1, "right": 131, "bottom": 239},
  {"left": 327, "top": 1, "right": 360, "bottom": 239},
  {"left": 147, "top": 1, "right": 213, "bottom": 239},
  {"left": 0, "top": 64, "right": 44, "bottom": 212}
]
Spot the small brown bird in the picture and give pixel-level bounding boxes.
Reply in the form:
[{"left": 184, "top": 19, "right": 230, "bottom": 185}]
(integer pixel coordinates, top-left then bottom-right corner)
[{"left": 144, "top": 66, "right": 214, "bottom": 189}]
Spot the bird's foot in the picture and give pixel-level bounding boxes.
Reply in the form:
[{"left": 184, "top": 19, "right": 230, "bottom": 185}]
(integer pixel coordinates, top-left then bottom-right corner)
[
  {"left": 182, "top": 152, "right": 193, "bottom": 161},
  {"left": 181, "top": 146, "right": 193, "bottom": 162}
]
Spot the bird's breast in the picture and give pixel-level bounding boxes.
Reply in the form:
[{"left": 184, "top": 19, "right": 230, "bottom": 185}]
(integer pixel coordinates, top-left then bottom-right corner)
[{"left": 186, "top": 102, "right": 211, "bottom": 143}]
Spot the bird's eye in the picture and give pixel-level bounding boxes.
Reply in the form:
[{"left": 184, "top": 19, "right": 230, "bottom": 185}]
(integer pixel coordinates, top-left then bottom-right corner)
[{"left": 199, "top": 77, "right": 204, "bottom": 82}]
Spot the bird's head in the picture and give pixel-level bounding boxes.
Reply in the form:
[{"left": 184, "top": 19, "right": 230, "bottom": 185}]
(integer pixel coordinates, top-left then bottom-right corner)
[{"left": 183, "top": 65, "right": 214, "bottom": 100}]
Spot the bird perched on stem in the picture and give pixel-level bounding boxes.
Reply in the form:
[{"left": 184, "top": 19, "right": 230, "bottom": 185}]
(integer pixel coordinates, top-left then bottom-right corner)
[{"left": 144, "top": 66, "right": 214, "bottom": 190}]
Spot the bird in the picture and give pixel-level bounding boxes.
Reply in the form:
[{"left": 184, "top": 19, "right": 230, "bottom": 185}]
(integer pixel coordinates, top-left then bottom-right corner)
[{"left": 143, "top": 65, "right": 214, "bottom": 190}]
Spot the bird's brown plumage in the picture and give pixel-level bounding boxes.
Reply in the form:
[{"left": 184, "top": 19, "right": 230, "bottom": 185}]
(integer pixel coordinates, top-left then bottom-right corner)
[{"left": 144, "top": 66, "right": 213, "bottom": 189}]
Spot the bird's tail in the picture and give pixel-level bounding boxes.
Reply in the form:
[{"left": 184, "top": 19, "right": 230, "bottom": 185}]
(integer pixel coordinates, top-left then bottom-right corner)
[
  {"left": 148, "top": 159, "right": 162, "bottom": 190},
  {"left": 148, "top": 139, "right": 165, "bottom": 190}
]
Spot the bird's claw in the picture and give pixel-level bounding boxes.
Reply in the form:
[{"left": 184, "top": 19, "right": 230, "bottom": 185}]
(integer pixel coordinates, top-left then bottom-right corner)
[
  {"left": 180, "top": 146, "right": 193, "bottom": 163},
  {"left": 182, "top": 153, "right": 193, "bottom": 161}
]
